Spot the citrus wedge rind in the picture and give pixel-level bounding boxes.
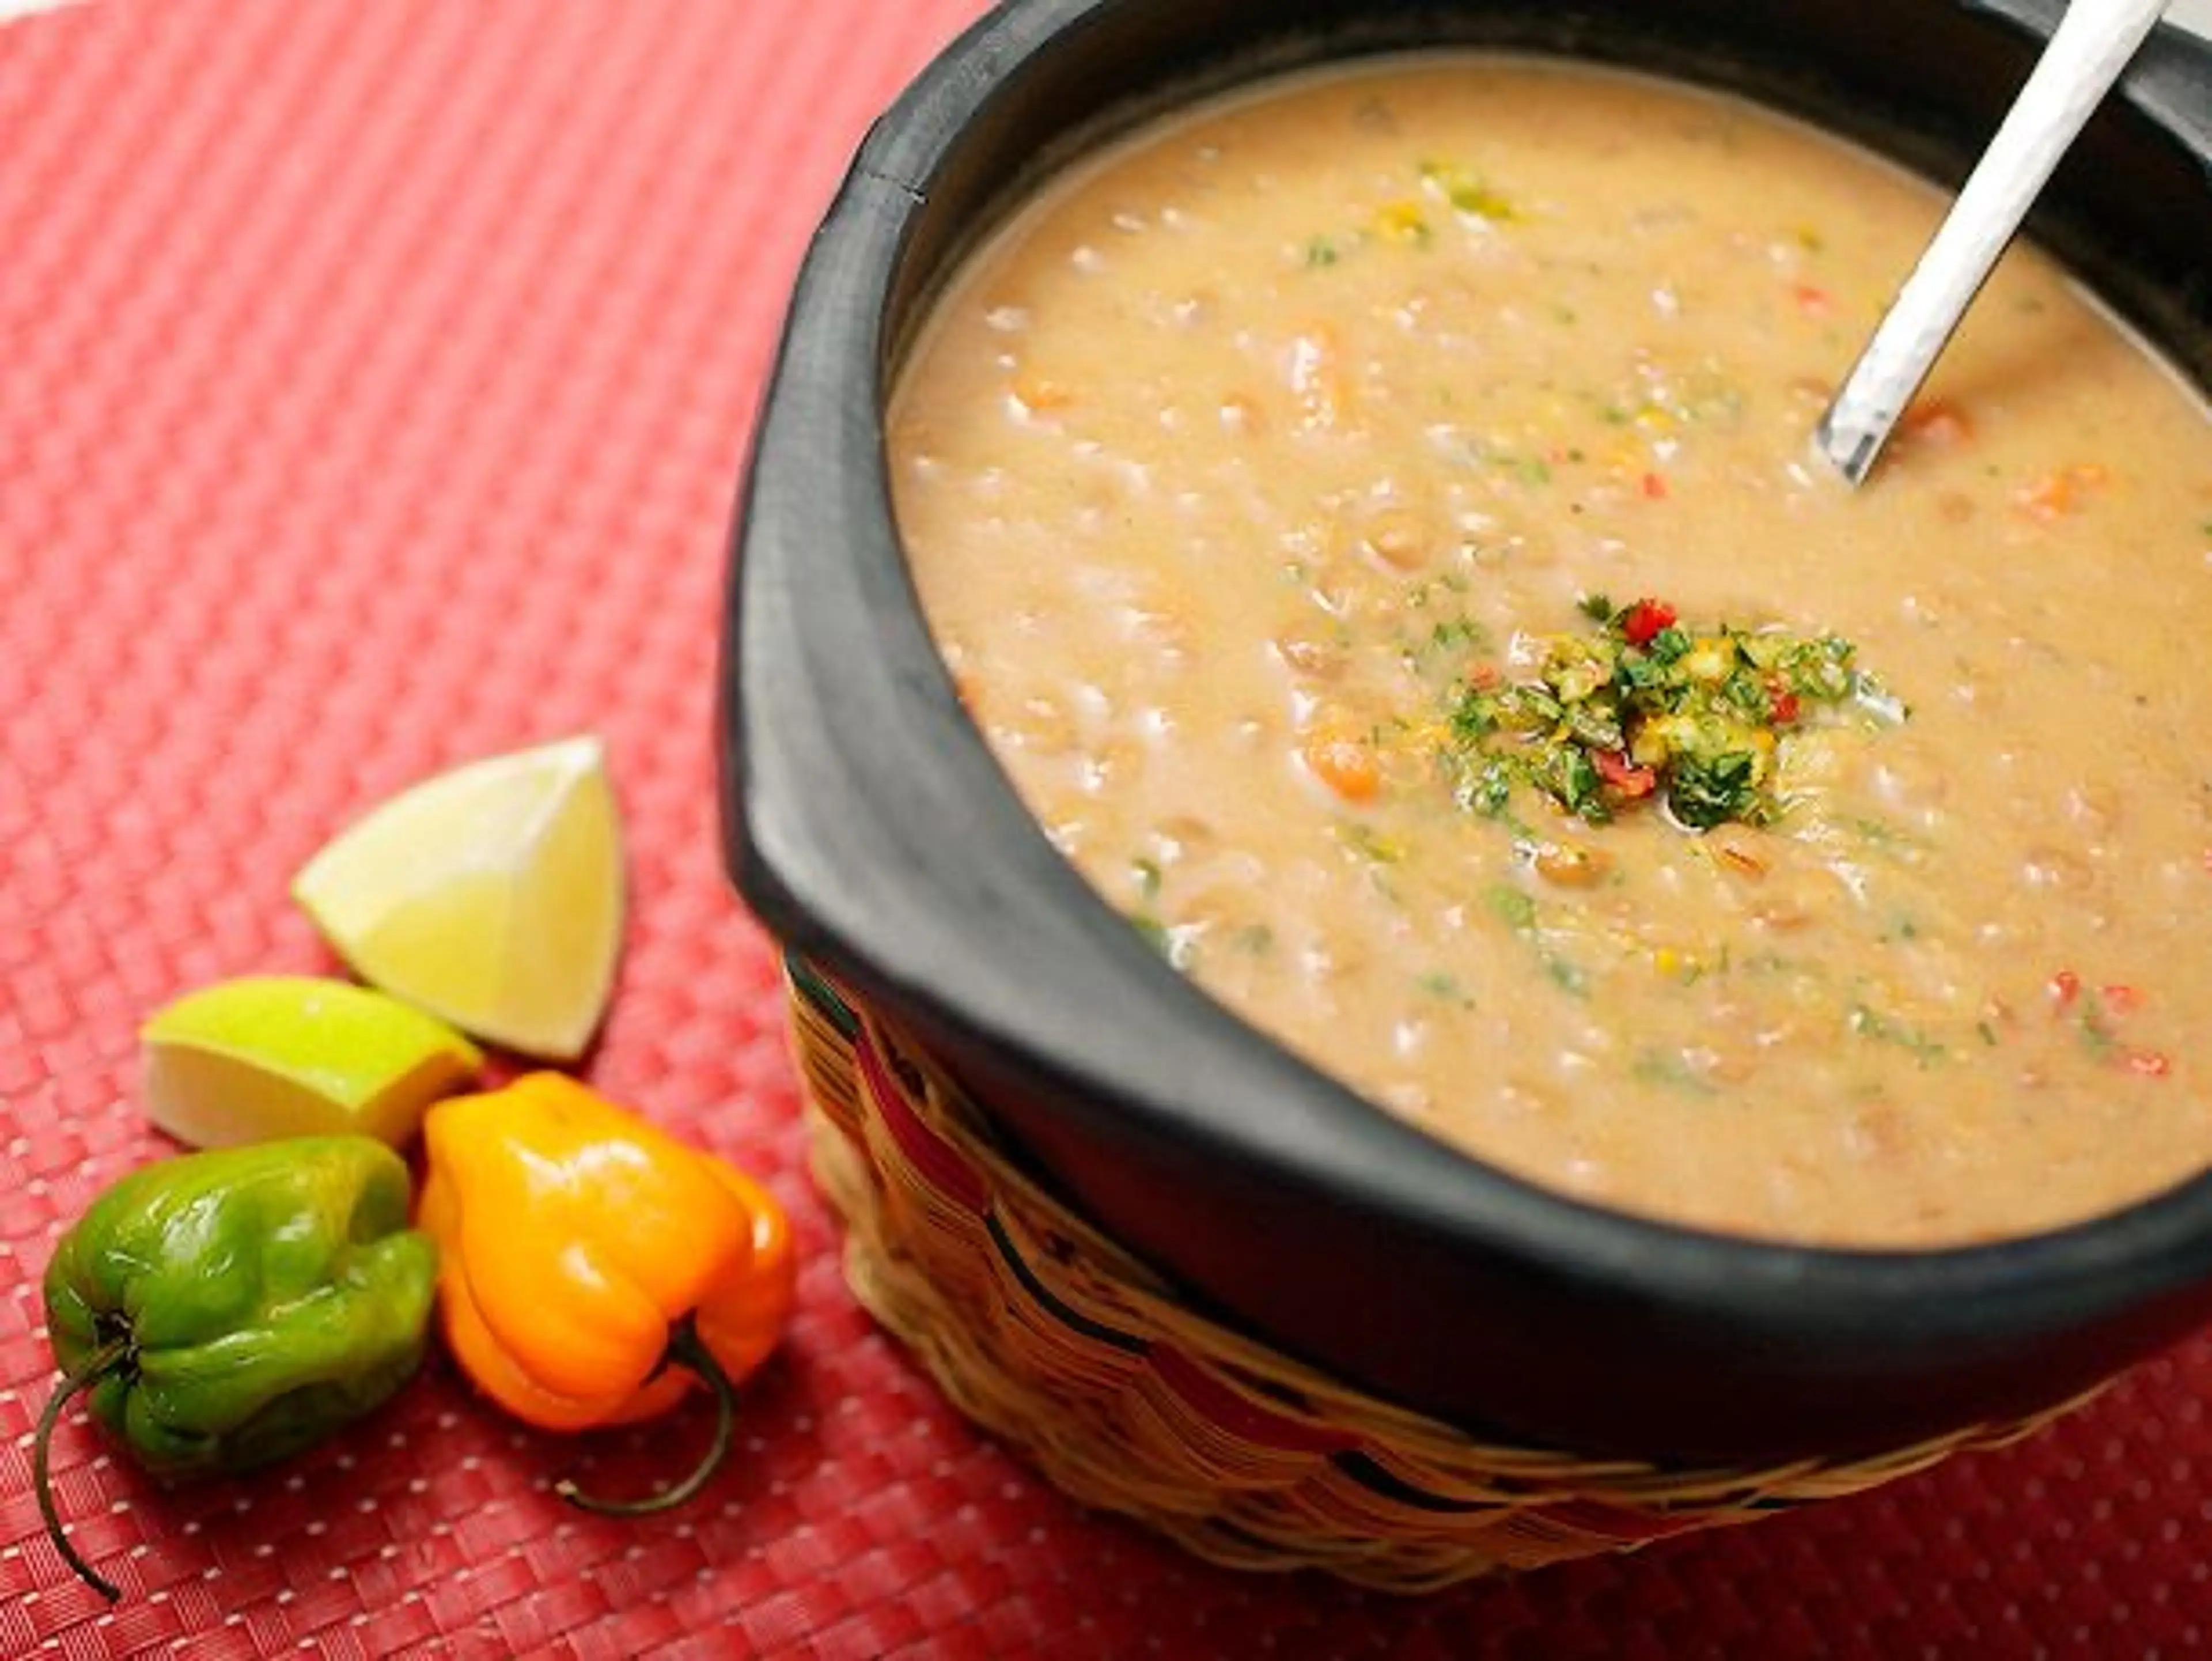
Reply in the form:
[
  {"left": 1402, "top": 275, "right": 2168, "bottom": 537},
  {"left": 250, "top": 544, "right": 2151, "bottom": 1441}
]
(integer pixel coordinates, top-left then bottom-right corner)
[{"left": 142, "top": 974, "right": 483, "bottom": 1148}]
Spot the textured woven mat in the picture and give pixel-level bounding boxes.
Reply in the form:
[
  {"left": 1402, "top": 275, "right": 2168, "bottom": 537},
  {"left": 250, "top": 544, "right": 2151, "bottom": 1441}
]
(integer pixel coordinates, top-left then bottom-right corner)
[{"left": 0, "top": 1, "right": 2206, "bottom": 1655}]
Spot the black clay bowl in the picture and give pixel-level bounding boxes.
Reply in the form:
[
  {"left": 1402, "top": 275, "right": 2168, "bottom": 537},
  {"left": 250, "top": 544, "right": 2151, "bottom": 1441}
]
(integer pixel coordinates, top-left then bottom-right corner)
[{"left": 722, "top": 0, "right": 2212, "bottom": 1463}]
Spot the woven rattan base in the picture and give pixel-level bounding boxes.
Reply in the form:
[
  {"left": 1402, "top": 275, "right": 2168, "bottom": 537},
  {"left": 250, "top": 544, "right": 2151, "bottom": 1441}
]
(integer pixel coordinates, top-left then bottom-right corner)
[{"left": 787, "top": 957, "right": 2090, "bottom": 1592}]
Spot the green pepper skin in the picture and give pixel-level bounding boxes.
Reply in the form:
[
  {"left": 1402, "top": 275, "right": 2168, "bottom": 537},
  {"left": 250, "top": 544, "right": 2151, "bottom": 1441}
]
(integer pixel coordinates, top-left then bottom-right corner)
[{"left": 42, "top": 1136, "right": 437, "bottom": 1482}]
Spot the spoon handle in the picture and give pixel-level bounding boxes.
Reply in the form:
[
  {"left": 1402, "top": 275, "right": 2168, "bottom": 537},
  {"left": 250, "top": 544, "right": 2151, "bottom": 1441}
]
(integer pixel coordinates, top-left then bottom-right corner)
[{"left": 1815, "top": 0, "right": 2169, "bottom": 484}]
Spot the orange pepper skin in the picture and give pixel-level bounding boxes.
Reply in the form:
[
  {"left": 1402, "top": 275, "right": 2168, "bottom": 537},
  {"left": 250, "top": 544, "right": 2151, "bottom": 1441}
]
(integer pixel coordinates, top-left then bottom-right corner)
[
  {"left": 418, "top": 1073, "right": 796, "bottom": 1437},
  {"left": 689, "top": 1163, "right": 796, "bottom": 1402}
]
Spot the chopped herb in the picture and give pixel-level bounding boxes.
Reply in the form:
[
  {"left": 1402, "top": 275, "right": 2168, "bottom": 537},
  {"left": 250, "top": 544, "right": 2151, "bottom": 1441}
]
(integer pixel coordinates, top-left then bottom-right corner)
[
  {"left": 1478, "top": 884, "right": 1586, "bottom": 996},
  {"left": 1844, "top": 816, "right": 1921, "bottom": 856},
  {"left": 1440, "top": 596, "right": 1899, "bottom": 831},
  {"left": 1304, "top": 235, "right": 1342, "bottom": 268},
  {"left": 1418, "top": 161, "right": 1518, "bottom": 222},
  {"left": 1416, "top": 970, "right": 1473, "bottom": 1007},
  {"left": 1668, "top": 750, "right": 1758, "bottom": 830},
  {"left": 1131, "top": 913, "right": 1203, "bottom": 971},
  {"left": 1450, "top": 694, "right": 1500, "bottom": 744},
  {"left": 1634, "top": 1048, "right": 1720, "bottom": 1095},
  {"left": 1453, "top": 755, "right": 1517, "bottom": 819},
  {"left": 1335, "top": 822, "right": 1404, "bottom": 865},
  {"left": 1847, "top": 1002, "right": 1947, "bottom": 1065},
  {"left": 1404, "top": 572, "right": 1473, "bottom": 608},
  {"left": 1231, "top": 924, "right": 1276, "bottom": 955},
  {"left": 1846, "top": 676, "right": 1909, "bottom": 725},
  {"left": 1131, "top": 857, "right": 1164, "bottom": 903},
  {"left": 1433, "top": 618, "right": 1486, "bottom": 649},
  {"left": 1484, "top": 884, "right": 1537, "bottom": 931},
  {"left": 1535, "top": 741, "right": 1609, "bottom": 822},
  {"left": 1406, "top": 616, "right": 1490, "bottom": 664},
  {"left": 2073, "top": 985, "right": 2119, "bottom": 1061}
]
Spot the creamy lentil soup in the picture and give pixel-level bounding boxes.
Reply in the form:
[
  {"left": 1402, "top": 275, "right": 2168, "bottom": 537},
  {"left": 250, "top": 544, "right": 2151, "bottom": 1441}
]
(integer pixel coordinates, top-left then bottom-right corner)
[{"left": 889, "top": 57, "right": 2212, "bottom": 1246}]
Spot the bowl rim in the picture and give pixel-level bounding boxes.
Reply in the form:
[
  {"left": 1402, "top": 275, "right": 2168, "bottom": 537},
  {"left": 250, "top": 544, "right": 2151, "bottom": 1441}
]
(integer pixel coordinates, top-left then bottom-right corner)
[{"left": 725, "top": 0, "right": 2212, "bottom": 1436}]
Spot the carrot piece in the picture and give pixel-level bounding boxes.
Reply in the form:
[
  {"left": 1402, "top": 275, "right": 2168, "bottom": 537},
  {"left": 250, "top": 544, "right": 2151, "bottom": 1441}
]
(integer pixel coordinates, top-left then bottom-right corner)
[
  {"left": 2100, "top": 984, "right": 2145, "bottom": 1016},
  {"left": 1900, "top": 399, "right": 1974, "bottom": 448},
  {"left": 1533, "top": 843, "right": 1613, "bottom": 887},
  {"left": 1302, "top": 733, "right": 1381, "bottom": 802},
  {"left": 1010, "top": 370, "right": 1075, "bottom": 414},
  {"left": 1791, "top": 282, "right": 1835, "bottom": 319},
  {"left": 2016, "top": 463, "right": 2110, "bottom": 521}
]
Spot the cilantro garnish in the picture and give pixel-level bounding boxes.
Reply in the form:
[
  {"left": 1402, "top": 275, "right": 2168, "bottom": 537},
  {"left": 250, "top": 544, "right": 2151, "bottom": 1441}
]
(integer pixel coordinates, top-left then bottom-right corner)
[{"left": 1444, "top": 596, "right": 1901, "bottom": 832}]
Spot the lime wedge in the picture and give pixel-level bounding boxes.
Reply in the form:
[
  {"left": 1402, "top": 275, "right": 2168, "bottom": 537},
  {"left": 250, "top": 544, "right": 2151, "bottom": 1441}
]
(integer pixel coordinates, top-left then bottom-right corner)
[
  {"left": 290, "top": 735, "right": 627, "bottom": 1060},
  {"left": 143, "top": 975, "right": 482, "bottom": 1148}
]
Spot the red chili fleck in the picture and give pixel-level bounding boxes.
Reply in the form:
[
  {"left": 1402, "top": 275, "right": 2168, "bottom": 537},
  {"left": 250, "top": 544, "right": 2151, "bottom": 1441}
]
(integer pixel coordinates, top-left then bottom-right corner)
[
  {"left": 1793, "top": 283, "right": 1835, "bottom": 318},
  {"left": 1593, "top": 748, "right": 1657, "bottom": 797},
  {"left": 2124, "top": 1049, "right": 2171, "bottom": 1079},
  {"left": 1639, "top": 471, "right": 1670, "bottom": 501},
  {"left": 1620, "top": 599, "right": 1677, "bottom": 646},
  {"left": 2100, "top": 984, "right": 2144, "bottom": 1016},
  {"left": 2048, "top": 970, "right": 2081, "bottom": 1013},
  {"left": 1468, "top": 664, "right": 1501, "bottom": 691},
  {"left": 1768, "top": 684, "right": 1801, "bottom": 726}
]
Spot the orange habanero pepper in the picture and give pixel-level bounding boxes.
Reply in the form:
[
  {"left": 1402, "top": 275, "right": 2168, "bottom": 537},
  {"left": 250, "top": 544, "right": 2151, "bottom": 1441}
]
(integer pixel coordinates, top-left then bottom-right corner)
[{"left": 417, "top": 1072, "right": 796, "bottom": 1515}]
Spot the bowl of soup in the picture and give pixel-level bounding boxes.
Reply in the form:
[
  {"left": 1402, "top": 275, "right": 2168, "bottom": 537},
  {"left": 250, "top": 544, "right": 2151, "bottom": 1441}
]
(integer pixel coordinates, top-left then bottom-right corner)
[{"left": 722, "top": 0, "right": 2212, "bottom": 1465}]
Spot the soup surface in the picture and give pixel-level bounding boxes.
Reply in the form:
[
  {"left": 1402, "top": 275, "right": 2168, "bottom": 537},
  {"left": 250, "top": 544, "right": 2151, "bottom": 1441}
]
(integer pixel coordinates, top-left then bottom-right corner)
[{"left": 890, "top": 57, "right": 2212, "bottom": 1246}]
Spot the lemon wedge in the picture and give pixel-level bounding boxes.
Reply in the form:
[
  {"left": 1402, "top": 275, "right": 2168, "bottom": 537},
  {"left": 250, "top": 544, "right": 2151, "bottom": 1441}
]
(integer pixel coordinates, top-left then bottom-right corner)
[
  {"left": 143, "top": 975, "right": 482, "bottom": 1148},
  {"left": 291, "top": 735, "right": 627, "bottom": 1060}
]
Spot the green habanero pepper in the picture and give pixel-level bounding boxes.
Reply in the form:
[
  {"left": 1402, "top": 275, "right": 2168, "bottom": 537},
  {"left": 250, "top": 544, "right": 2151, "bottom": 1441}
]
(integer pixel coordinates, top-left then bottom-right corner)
[{"left": 33, "top": 1136, "right": 438, "bottom": 1601}]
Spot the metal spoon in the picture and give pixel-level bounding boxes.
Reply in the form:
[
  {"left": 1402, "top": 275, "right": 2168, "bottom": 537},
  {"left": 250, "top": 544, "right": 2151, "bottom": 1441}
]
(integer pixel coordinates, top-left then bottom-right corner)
[{"left": 1814, "top": 0, "right": 2169, "bottom": 485}]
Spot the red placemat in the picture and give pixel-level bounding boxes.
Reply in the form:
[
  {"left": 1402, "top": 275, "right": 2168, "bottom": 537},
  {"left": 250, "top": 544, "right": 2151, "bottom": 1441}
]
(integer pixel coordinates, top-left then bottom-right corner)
[{"left": 0, "top": 1, "right": 2206, "bottom": 1655}]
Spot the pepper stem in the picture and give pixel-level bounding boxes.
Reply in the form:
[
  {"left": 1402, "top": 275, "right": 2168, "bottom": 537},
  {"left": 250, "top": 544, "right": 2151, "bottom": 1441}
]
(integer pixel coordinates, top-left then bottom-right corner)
[
  {"left": 32, "top": 1337, "right": 131, "bottom": 1602},
  {"left": 554, "top": 1316, "right": 737, "bottom": 1517}
]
